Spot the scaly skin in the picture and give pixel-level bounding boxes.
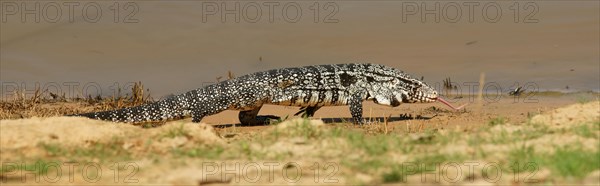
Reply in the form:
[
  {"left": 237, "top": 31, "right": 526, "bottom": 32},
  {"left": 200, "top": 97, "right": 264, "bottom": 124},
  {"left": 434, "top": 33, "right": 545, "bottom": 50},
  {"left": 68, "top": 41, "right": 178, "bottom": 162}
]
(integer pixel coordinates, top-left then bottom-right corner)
[{"left": 72, "top": 63, "right": 439, "bottom": 124}]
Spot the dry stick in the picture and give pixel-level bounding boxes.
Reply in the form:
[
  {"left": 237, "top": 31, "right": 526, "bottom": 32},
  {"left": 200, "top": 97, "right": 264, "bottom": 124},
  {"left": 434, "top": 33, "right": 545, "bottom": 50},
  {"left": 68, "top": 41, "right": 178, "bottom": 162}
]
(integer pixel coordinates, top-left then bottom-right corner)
[
  {"left": 369, "top": 107, "right": 373, "bottom": 124},
  {"left": 475, "top": 72, "right": 486, "bottom": 131},
  {"left": 233, "top": 121, "right": 237, "bottom": 134},
  {"left": 383, "top": 114, "right": 389, "bottom": 134},
  {"left": 478, "top": 72, "right": 485, "bottom": 108}
]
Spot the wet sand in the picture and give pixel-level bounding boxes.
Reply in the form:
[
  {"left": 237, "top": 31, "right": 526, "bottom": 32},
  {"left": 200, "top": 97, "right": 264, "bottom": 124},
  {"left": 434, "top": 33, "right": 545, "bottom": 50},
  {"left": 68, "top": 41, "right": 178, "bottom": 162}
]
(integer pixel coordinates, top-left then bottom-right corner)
[{"left": 1, "top": 1, "right": 599, "bottom": 98}]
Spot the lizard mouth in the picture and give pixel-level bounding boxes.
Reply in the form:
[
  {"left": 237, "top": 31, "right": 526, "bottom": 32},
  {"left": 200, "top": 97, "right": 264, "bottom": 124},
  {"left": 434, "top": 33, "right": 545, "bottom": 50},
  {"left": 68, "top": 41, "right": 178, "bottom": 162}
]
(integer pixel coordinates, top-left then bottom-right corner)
[{"left": 433, "top": 97, "right": 467, "bottom": 110}]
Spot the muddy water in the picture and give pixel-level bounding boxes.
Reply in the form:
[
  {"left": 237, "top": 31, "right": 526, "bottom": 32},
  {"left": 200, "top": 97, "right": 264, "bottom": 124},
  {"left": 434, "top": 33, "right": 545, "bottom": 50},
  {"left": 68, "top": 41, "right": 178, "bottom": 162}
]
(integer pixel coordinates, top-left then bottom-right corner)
[{"left": 1, "top": 1, "right": 598, "bottom": 98}]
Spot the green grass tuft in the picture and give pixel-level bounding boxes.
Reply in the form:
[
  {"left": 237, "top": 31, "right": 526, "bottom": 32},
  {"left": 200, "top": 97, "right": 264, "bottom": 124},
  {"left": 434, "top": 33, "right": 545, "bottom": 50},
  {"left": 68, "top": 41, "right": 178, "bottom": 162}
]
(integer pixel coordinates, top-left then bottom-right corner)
[
  {"left": 488, "top": 117, "right": 507, "bottom": 126},
  {"left": 163, "top": 123, "right": 189, "bottom": 138},
  {"left": 571, "top": 122, "right": 599, "bottom": 139},
  {"left": 548, "top": 148, "right": 599, "bottom": 178},
  {"left": 508, "top": 145, "right": 599, "bottom": 178},
  {"left": 39, "top": 137, "right": 131, "bottom": 161},
  {"left": 172, "top": 145, "right": 225, "bottom": 159},
  {"left": 382, "top": 165, "right": 405, "bottom": 183}
]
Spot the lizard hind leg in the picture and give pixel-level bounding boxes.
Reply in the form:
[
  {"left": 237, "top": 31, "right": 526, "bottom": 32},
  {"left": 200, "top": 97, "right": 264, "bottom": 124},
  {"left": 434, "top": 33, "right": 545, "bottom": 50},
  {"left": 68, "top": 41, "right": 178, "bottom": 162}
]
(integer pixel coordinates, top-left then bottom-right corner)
[
  {"left": 238, "top": 106, "right": 280, "bottom": 126},
  {"left": 191, "top": 109, "right": 205, "bottom": 123}
]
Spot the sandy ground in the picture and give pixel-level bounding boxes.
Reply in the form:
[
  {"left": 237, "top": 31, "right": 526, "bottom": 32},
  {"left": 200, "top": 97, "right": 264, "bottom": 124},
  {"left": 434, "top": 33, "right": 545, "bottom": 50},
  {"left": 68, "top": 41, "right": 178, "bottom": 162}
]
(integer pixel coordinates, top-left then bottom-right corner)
[
  {"left": 0, "top": 94, "right": 598, "bottom": 185},
  {"left": 201, "top": 93, "right": 591, "bottom": 131}
]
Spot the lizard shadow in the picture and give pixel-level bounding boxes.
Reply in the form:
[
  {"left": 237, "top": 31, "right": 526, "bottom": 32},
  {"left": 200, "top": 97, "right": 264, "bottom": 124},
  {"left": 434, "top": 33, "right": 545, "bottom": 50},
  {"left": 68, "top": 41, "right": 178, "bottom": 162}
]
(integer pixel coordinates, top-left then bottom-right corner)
[
  {"left": 213, "top": 114, "right": 434, "bottom": 128},
  {"left": 319, "top": 115, "right": 433, "bottom": 124}
]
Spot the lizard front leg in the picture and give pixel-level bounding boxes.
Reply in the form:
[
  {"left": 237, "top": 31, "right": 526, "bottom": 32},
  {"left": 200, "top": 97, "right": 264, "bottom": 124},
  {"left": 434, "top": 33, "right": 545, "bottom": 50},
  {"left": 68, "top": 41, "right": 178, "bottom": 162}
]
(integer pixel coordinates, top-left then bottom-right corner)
[
  {"left": 238, "top": 105, "right": 280, "bottom": 125},
  {"left": 349, "top": 91, "right": 366, "bottom": 124}
]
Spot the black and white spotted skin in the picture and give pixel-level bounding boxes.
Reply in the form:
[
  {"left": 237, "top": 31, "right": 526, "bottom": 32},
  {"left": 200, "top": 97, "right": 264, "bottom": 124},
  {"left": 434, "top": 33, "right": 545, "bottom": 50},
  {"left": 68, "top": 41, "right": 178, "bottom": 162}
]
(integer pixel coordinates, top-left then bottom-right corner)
[{"left": 74, "top": 63, "right": 439, "bottom": 124}]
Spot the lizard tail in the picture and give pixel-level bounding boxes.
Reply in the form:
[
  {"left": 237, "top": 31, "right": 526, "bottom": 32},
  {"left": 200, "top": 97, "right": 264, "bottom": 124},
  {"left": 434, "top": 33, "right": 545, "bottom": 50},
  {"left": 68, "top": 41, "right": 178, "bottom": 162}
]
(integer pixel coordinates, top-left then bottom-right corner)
[{"left": 69, "top": 95, "right": 190, "bottom": 123}]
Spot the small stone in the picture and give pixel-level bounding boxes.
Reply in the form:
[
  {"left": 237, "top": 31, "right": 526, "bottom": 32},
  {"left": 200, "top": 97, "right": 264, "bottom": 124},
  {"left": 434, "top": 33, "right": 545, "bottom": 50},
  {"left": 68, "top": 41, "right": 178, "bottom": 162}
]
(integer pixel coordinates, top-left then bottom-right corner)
[
  {"left": 584, "top": 170, "right": 600, "bottom": 185},
  {"left": 355, "top": 173, "right": 373, "bottom": 183}
]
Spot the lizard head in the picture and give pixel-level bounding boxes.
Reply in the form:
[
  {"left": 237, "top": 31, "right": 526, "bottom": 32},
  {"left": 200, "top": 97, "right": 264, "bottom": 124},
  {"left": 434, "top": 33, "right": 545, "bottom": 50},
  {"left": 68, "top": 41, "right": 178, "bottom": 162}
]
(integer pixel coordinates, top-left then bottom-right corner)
[
  {"left": 365, "top": 64, "right": 439, "bottom": 106},
  {"left": 387, "top": 69, "right": 438, "bottom": 104},
  {"left": 387, "top": 77, "right": 438, "bottom": 105},
  {"left": 400, "top": 80, "right": 438, "bottom": 103},
  {"left": 393, "top": 77, "right": 468, "bottom": 110},
  {"left": 367, "top": 64, "right": 466, "bottom": 110}
]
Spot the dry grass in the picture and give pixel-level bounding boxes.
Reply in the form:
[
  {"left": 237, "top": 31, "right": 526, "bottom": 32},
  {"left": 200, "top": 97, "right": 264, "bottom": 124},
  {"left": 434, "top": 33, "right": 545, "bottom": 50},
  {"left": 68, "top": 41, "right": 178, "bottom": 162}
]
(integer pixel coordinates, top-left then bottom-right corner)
[{"left": 0, "top": 82, "right": 152, "bottom": 120}]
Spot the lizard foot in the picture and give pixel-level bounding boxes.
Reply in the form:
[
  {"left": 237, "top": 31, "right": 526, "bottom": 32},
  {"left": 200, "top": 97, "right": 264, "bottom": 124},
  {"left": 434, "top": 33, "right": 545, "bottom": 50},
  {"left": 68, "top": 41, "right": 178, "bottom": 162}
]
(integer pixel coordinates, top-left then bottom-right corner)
[{"left": 240, "top": 115, "right": 280, "bottom": 126}]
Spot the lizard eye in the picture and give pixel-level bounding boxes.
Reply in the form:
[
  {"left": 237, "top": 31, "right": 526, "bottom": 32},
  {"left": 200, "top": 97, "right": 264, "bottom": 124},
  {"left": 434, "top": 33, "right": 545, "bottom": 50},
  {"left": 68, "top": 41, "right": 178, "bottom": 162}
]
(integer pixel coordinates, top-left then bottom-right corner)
[{"left": 412, "top": 86, "right": 421, "bottom": 92}]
